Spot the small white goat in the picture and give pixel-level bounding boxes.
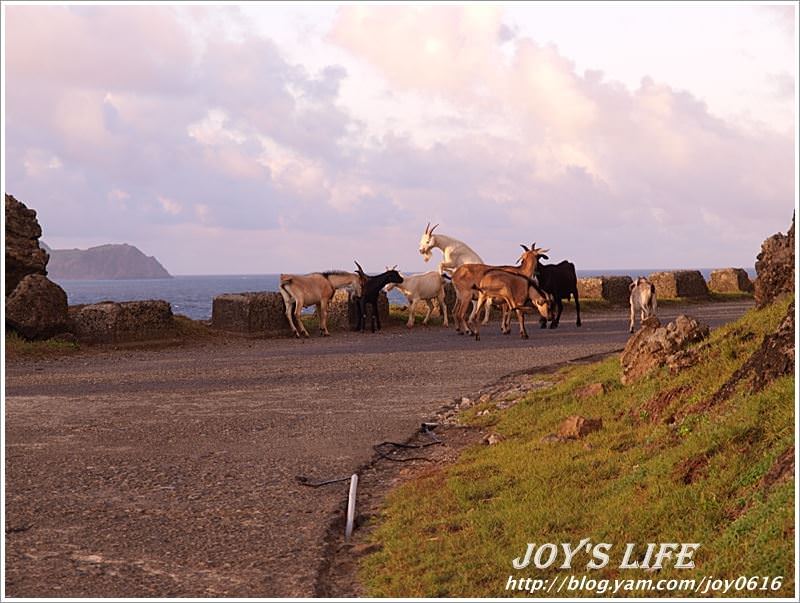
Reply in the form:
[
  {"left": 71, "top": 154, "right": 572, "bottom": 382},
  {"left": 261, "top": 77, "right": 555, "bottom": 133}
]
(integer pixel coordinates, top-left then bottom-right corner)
[
  {"left": 385, "top": 267, "right": 449, "bottom": 328},
  {"left": 629, "top": 276, "right": 658, "bottom": 333}
]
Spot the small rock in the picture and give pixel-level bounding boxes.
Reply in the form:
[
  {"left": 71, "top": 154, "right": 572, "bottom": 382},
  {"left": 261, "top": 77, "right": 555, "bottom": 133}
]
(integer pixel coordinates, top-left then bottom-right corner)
[
  {"left": 557, "top": 415, "right": 603, "bottom": 439},
  {"left": 583, "top": 442, "right": 594, "bottom": 451},
  {"left": 483, "top": 433, "right": 503, "bottom": 446},
  {"left": 461, "top": 397, "right": 472, "bottom": 406},
  {"left": 575, "top": 382, "right": 606, "bottom": 399},
  {"left": 540, "top": 434, "right": 566, "bottom": 444}
]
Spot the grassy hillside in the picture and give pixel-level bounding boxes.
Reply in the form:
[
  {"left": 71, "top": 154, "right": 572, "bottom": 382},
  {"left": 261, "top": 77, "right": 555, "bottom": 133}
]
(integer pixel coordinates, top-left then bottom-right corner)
[{"left": 360, "top": 297, "right": 794, "bottom": 597}]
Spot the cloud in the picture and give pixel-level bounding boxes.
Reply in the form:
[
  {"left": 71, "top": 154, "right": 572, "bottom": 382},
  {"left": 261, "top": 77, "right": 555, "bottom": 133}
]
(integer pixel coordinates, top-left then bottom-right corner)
[{"left": 4, "top": 5, "right": 794, "bottom": 274}]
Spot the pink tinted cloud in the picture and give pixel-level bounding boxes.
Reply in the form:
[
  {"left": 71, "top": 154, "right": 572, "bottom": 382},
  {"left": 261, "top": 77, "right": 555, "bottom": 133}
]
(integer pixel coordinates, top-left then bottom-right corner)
[{"left": 4, "top": 5, "right": 795, "bottom": 273}]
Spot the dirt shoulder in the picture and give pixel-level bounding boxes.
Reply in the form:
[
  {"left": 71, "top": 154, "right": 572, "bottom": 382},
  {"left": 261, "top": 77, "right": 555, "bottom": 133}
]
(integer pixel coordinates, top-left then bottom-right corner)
[{"left": 4, "top": 300, "right": 751, "bottom": 597}]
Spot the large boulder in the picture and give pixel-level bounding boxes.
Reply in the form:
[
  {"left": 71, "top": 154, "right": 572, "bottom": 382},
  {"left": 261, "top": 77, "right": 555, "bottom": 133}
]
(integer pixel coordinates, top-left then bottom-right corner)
[
  {"left": 621, "top": 314, "right": 710, "bottom": 385},
  {"left": 754, "top": 215, "right": 794, "bottom": 308},
  {"left": 69, "top": 300, "right": 176, "bottom": 343},
  {"left": 5, "top": 194, "right": 49, "bottom": 295},
  {"left": 708, "top": 268, "right": 754, "bottom": 293},
  {"left": 6, "top": 274, "right": 69, "bottom": 339},
  {"left": 211, "top": 292, "right": 291, "bottom": 335},
  {"left": 648, "top": 270, "right": 709, "bottom": 298}
]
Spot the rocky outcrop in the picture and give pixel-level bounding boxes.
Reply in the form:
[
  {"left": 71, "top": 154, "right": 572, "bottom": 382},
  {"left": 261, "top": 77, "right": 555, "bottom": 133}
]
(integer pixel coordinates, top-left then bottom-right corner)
[
  {"left": 708, "top": 268, "right": 754, "bottom": 294},
  {"left": 211, "top": 292, "right": 292, "bottom": 335},
  {"left": 68, "top": 300, "right": 176, "bottom": 343},
  {"left": 5, "top": 194, "right": 70, "bottom": 339},
  {"left": 648, "top": 271, "right": 709, "bottom": 298},
  {"left": 6, "top": 274, "right": 69, "bottom": 339},
  {"left": 5, "top": 194, "right": 49, "bottom": 294},
  {"left": 621, "top": 315, "right": 710, "bottom": 385},
  {"left": 754, "top": 215, "right": 794, "bottom": 308},
  {"left": 708, "top": 302, "right": 794, "bottom": 405},
  {"left": 577, "top": 276, "right": 633, "bottom": 303},
  {"left": 46, "top": 243, "right": 171, "bottom": 280}
]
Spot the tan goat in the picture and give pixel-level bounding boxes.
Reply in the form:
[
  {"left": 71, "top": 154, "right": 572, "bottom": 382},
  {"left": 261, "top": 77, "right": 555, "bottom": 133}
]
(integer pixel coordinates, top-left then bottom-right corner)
[{"left": 279, "top": 271, "right": 362, "bottom": 337}]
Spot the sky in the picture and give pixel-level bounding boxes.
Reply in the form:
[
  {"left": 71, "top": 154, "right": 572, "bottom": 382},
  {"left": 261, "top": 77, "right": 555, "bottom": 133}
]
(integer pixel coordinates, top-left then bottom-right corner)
[{"left": 2, "top": 2, "right": 797, "bottom": 274}]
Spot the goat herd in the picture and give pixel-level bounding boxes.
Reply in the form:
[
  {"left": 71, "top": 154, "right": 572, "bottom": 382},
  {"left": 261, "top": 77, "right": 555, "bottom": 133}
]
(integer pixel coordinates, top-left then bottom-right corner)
[{"left": 279, "top": 223, "right": 658, "bottom": 341}]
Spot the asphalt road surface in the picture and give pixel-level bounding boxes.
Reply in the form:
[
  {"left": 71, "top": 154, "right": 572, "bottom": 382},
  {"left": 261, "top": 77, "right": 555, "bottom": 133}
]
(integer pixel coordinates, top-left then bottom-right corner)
[{"left": 4, "top": 300, "right": 751, "bottom": 597}]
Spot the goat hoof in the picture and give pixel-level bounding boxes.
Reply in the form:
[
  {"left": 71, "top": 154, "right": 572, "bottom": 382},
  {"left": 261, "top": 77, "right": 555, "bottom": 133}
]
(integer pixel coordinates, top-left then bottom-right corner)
[
  {"left": 629, "top": 328, "right": 634, "bottom": 334},
  {"left": 576, "top": 321, "right": 582, "bottom": 327},
  {"left": 549, "top": 323, "right": 558, "bottom": 329}
]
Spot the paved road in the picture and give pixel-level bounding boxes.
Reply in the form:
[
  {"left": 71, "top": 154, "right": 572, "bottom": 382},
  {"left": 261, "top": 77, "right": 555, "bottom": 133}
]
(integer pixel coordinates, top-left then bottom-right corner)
[{"left": 4, "top": 300, "right": 751, "bottom": 597}]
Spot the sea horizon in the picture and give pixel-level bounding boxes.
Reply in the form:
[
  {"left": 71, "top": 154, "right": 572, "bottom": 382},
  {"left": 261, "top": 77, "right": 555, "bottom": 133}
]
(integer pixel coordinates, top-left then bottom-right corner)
[{"left": 52, "top": 267, "right": 757, "bottom": 321}]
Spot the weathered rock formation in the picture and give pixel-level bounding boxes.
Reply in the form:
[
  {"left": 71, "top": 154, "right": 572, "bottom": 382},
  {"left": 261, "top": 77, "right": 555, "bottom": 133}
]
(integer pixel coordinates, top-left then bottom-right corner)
[
  {"left": 754, "top": 215, "right": 794, "bottom": 308},
  {"left": 5, "top": 194, "right": 49, "bottom": 294},
  {"left": 708, "top": 268, "right": 754, "bottom": 293},
  {"left": 46, "top": 243, "right": 171, "bottom": 280},
  {"left": 5, "top": 194, "right": 70, "bottom": 339},
  {"left": 621, "top": 315, "right": 710, "bottom": 385},
  {"left": 68, "top": 300, "right": 176, "bottom": 343},
  {"left": 648, "top": 270, "right": 709, "bottom": 298},
  {"left": 6, "top": 274, "right": 69, "bottom": 339}
]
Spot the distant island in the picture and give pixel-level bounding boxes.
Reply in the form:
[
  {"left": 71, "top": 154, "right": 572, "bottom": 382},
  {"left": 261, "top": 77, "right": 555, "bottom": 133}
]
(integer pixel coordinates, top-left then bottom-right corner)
[{"left": 41, "top": 242, "right": 172, "bottom": 280}]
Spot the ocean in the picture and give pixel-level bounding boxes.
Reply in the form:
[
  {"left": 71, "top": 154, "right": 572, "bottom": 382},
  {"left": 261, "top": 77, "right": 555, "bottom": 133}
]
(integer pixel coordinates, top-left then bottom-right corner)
[{"left": 52, "top": 268, "right": 756, "bottom": 321}]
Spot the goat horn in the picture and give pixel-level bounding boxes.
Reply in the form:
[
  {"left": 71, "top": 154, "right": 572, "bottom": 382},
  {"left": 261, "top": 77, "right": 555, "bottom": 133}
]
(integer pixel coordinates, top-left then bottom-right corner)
[
  {"left": 520, "top": 244, "right": 530, "bottom": 251},
  {"left": 430, "top": 223, "right": 439, "bottom": 233},
  {"left": 425, "top": 222, "right": 431, "bottom": 234},
  {"left": 354, "top": 260, "right": 365, "bottom": 274}
]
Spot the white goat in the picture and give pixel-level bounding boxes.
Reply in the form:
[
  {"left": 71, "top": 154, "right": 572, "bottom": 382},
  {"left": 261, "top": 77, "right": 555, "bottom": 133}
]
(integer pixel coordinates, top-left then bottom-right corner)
[
  {"left": 418, "top": 222, "right": 492, "bottom": 323},
  {"left": 385, "top": 267, "right": 449, "bottom": 328},
  {"left": 629, "top": 276, "right": 658, "bottom": 333},
  {"left": 418, "top": 223, "right": 484, "bottom": 276}
]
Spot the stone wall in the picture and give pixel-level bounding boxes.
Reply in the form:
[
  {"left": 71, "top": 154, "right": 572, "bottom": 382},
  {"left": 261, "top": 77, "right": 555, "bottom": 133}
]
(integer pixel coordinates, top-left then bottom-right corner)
[
  {"left": 211, "top": 290, "right": 389, "bottom": 334},
  {"left": 211, "top": 292, "right": 292, "bottom": 335},
  {"left": 708, "top": 268, "right": 754, "bottom": 293},
  {"left": 576, "top": 276, "right": 633, "bottom": 303},
  {"left": 648, "top": 270, "right": 709, "bottom": 298},
  {"left": 69, "top": 300, "right": 176, "bottom": 343},
  {"left": 345, "top": 291, "right": 390, "bottom": 330}
]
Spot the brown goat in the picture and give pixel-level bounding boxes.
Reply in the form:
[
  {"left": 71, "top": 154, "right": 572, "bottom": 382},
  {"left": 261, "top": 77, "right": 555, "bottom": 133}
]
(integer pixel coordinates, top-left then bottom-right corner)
[
  {"left": 468, "top": 269, "right": 554, "bottom": 341},
  {"left": 451, "top": 243, "right": 548, "bottom": 334}
]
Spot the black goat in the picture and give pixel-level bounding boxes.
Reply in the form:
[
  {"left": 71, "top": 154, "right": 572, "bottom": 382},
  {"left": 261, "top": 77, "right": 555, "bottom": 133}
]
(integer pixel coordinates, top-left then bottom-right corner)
[
  {"left": 354, "top": 261, "right": 404, "bottom": 332},
  {"left": 534, "top": 256, "right": 581, "bottom": 329}
]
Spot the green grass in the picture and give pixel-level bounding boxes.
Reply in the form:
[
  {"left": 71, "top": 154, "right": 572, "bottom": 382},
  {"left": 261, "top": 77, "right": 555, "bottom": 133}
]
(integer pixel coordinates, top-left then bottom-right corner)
[
  {"left": 360, "top": 297, "right": 793, "bottom": 598},
  {"left": 5, "top": 331, "right": 80, "bottom": 359}
]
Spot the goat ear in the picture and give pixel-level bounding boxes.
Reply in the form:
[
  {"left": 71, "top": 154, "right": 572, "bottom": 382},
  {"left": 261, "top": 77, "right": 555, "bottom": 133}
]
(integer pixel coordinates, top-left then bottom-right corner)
[
  {"left": 392, "top": 264, "right": 398, "bottom": 271},
  {"left": 629, "top": 282, "right": 636, "bottom": 292},
  {"left": 429, "top": 223, "right": 439, "bottom": 234},
  {"left": 539, "top": 254, "right": 549, "bottom": 260},
  {"left": 520, "top": 244, "right": 530, "bottom": 252}
]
